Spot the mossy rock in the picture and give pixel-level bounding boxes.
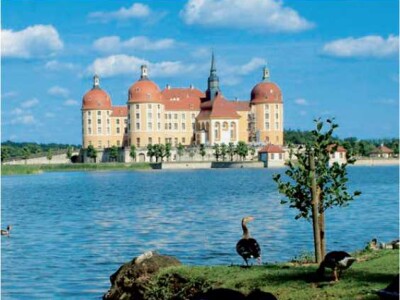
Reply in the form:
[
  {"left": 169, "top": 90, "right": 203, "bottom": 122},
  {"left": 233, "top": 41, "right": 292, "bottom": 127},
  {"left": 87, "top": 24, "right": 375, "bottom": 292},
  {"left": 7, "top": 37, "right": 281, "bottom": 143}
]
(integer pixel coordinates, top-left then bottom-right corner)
[{"left": 103, "top": 251, "right": 182, "bottom": 300}]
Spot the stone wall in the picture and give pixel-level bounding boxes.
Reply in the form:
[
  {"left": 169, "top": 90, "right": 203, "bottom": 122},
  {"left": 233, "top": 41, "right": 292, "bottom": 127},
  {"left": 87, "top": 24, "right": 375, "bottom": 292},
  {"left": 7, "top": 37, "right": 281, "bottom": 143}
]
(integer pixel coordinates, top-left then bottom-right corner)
[{"left": 4, "top": 152, "right": 80, "bottom": 165}]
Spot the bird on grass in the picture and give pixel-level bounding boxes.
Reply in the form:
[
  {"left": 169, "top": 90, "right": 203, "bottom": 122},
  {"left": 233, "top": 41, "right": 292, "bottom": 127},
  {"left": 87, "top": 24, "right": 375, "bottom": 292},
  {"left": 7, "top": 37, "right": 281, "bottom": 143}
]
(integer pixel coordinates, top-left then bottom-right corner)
[
  {"left": 236, "top": 216, "right": 261, "bottom": 267},
  {"left": 317, "top": 251, "right": 356, "bottom": 281},
  {"left": 1, "top": 225, "right": 12, "bottom": 236}
]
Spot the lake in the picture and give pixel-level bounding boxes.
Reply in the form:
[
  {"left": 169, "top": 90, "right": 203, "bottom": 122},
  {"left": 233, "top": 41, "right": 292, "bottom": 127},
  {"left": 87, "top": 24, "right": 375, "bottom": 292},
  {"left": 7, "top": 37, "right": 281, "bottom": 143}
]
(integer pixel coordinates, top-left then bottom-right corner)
[{"left": 1, "top": 166, "right": 399, "bottom": 299}]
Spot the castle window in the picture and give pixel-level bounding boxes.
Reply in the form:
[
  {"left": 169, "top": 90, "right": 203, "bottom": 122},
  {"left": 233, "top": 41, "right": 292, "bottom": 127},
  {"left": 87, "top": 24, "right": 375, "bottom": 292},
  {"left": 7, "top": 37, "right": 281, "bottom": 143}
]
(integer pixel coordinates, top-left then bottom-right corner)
[
  {"left": 116, "top": 119, "right": 120, "bottom": 125},
  {"left": 174, "top": 113, "right": 178, "bottom": 120},
  {"left": 174, "top": 138, "right": 178, "bottom": 146},
  {"left": 169, "top": 123, "right": 172, "bottom": 130},
  {"left": 117, "top": 140, "right": 120, "bottom": 146},
  {"left": 97, "top": 119, "right": 101, "bottom": 124},
  {"left": 148, "top": 112, "right": 152, "bottom": 119},
  {"left": 117, "top": 127, "right": 120, "bottom": 134},
  {"left": 136, "top": 123, "right": 140, "bottom": 130},
  {"left": 174, "top": 123, "right": 178, "bottom": 130},
  {"left": 158, "top": 123, "right": 161, "bottom": 130},
  {"left": 148, "top": 104, "right": 152, "bottom": 109},
  {"left": 148, "top": 122, "right": 152, "bottom": 130},
  {"left": 165, "top": 113, "right": 168, "bottom": 119},
  {"left": 265, "top": 113, "right": 269, "bottom": 120},
  {"left": 149, "top": 137, "right": 152, "bottom": 145},
  {"left": 136, "top": 104, "right": 139, "bottom": 109},
  {"left": 157, "top": 113, "right": 161, "bottom": 119},
  {"left": 124, "top": 128, "right": 128, "bottom": 134},
  {"left": 136, "top": 113, "right": 140, "bottom": 119},
  {"left": 182, "top": 138, "right": 186, "bottom": 143},
  {"left": 88, "top": 127, "right": 92, "bottom": 134},
  {"left": 265, "top": 104, "right": 269, "bottom": 111},
  {"left": 124, "top": 119, "right": 127, "bottom": 124},
  {"left": 275, "top": 104, "right": 279, "bottom": 109},
  {"left": 275, "top": 113, "right": 279, "bottom": 119},
  {"left": 136, "top": 138, "right": 140, "bottom": 147},
  {"left": 107, "top": 119, "right": 110, "bottom": 124},
  {"left": 88, "top": 111, "right": 91, "bottom": 116},
  {"left": 97, "top": 111, "right": 101, "bottom": 116},
  {"left": 182, "top": 123, "right": 186, "bottom": 130},
  {"left": 182, "top": 113, "right": 185, "bottom": 119},
  {"left": 165, "top": 123, "right": 168, "bottom": 130},
  {"left": 157, "top": 104, "right": 161, "bottom": 110},
  {"left": 98, "top": 140, "right": 102, "bottom": 148},
  {"left": 275, "top": 122, "right": 279, "bottom": 130},
  {"left": 191, "top": 114, "right": 195, "bottom": 120},
  {"left": 98, "top": 127, "right": 102, "bottom": 134},
  {"left": 107, "top": 127, "right": 110, "bottom": 135},
  {"left": 265, "top": 122, "right": 270, "bottom": 130},
  {"left": 88, "top": 119, "right": 91, "bottom": 125}
]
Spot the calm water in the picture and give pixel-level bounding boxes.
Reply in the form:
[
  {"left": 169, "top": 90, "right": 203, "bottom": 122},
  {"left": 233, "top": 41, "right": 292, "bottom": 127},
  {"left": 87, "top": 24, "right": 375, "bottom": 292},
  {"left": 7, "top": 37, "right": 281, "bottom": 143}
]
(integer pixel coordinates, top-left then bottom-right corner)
[{"left": 1, "top": 166, "right": 399, "bottom": 299}]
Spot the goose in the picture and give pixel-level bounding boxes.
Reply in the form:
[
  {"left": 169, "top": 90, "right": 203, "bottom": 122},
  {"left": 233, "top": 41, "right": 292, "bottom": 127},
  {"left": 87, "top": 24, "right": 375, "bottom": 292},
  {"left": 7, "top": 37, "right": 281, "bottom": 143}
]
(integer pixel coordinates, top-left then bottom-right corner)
[
  {"left": 317, "top": 251, "right": 356, "bottom": 281},
  {"left": 236, "top": 216, "right": 261, "bottom": 267},
  {"left": 1, "top": 225, "right": 12, "bottom": 236}
]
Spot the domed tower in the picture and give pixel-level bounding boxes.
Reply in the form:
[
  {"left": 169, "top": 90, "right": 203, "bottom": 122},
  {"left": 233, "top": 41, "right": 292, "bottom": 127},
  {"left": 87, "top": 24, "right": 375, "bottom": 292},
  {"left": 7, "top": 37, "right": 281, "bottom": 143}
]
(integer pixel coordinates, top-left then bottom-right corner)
[
  {"left": 250, "top": 66, "right": 283, "bottom": 145},
  {"left": 127, "top": 65, "right": 165, "bottom": 148},
  {"left": 82, "top": 75, "right": 113, "bottom": 149}
]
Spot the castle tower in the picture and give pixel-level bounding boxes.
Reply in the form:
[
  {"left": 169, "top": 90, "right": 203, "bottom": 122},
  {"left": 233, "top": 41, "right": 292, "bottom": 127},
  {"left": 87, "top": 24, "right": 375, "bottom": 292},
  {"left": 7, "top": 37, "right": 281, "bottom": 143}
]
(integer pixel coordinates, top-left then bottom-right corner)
[{"left": 206, "top": 52, "right": 220, "bottom": 101}]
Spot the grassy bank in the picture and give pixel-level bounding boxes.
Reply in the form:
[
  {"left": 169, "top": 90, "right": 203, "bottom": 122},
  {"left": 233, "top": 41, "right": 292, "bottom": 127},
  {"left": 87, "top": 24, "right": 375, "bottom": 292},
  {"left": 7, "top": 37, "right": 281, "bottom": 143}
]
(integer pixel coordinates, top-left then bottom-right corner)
[
  {"left": 147, "top": 250, "right": 398, "bottom": 299},
  {"left": 1, "top": 162, "right": 152, "bottom": 175}
]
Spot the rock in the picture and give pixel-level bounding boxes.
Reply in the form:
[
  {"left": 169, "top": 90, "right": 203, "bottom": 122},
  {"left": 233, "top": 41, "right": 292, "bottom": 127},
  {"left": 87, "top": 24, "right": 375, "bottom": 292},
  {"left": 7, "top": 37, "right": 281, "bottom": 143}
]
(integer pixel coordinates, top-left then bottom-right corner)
[{"left": 103, "top": 251, "right": 181, "bottom": 300}]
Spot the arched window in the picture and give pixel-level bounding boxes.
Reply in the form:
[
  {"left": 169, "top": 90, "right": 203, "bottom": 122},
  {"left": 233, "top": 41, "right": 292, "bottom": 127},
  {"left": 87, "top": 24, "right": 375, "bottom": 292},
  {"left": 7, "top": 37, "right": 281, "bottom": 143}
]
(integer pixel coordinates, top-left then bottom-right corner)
[
  {"left": 215, "top": 122, "right": 221, "bottom": 141},
  {"left": 223, "top": 121, "right": 228, "bottom": 131},
  {"left": 230, "top": 122, "right": 236, "bottom": 140}
]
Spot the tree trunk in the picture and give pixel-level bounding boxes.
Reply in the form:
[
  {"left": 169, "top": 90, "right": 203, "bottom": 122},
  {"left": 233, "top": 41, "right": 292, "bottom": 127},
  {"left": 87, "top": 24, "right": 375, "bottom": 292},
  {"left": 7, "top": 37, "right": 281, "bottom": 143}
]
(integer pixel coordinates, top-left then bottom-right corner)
[
  {"left": 318, "top": 210, "right": 326, "bottom": 259},
  {"left": 309, "top": 151, "right": 322, "bottom": 263}
]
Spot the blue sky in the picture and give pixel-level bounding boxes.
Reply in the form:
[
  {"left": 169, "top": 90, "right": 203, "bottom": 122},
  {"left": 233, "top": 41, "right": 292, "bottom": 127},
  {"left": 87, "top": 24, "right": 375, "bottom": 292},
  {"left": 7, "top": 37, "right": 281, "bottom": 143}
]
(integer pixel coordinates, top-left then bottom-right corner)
[{"left": 1, "top": 0, "right": 399, "bottom": 145}]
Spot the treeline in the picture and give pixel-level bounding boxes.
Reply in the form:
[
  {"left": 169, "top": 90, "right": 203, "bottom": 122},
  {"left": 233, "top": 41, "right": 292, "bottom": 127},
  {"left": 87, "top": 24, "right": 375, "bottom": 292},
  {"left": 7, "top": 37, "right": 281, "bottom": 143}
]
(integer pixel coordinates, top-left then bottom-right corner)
[
  {"left": 1, "top": 141, "right": 80, "bottom": 161},
  {"left": 284, "top": 129, "right": 399, "bottom": 156}
]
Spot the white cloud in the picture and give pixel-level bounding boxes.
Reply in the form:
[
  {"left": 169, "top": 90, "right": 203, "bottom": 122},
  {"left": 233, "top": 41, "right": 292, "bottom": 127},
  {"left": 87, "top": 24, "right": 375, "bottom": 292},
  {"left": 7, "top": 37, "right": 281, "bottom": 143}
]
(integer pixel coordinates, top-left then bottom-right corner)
[
  {"left": 87, "top": 54, "right": 193, "bottom": 78},
  {"left": 1, "top": 25, "right": 63, "bottom": 58},
  {"left": 93, "top": 36, "right": 175, "bottom": 53},
  {"left": 10, "top": 115, "right": 37, "bottom": 125},
  {"left": 45, "top": 112, "right": 56, "bottom": 118},
  {"left": 322, "top": 35, "right": 399, "bottom": 58},
  {"left": 63, "top": 99, "right": 79, "bottom": 106},
  {"left": 294, "top": 98, "right": 308, "bottom": 106},
  {"left": 48, "top": 86, "right": 69, "bottom": 98},
  {"left": 21, "top": 98, "right": 39, "bottom": 108},
  {"left": 1, "top": 91, "right": 18, "bottom": 99},
  {"left": 45, "top": 60, "right": 77, "bottom": 71},
  {"left": 180, "top": 0, "right": 313, "bottom": 32},
  {"left": 89, "top": 3, "right": 150, "bottom": 22},
  {"left": 237, "top": 58, "right": 266, "bottom": 75},
  {"left": 11, "top": 108, "right": 24, "bottom": 115},
  {"left": 218, "top": 57, "right": 266, "bottom": 86}
]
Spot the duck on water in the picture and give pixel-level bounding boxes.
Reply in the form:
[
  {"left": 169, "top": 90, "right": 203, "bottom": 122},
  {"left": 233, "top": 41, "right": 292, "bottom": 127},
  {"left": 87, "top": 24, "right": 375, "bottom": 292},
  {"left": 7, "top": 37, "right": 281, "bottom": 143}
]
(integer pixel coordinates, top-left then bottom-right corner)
[
  {"left": 1, "top": 225, "right": 12, "bottom": 236},
  {"left": 236, "top": 216, "right": 261, "bottom": 267}
]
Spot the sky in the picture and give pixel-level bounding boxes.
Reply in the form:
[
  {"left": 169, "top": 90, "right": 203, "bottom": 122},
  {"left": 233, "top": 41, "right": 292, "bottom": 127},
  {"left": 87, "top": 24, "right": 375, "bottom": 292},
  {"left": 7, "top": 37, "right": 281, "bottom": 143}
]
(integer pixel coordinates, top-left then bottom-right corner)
[{"left": 1, "top": 0, "right": 399, "bottom": 145}]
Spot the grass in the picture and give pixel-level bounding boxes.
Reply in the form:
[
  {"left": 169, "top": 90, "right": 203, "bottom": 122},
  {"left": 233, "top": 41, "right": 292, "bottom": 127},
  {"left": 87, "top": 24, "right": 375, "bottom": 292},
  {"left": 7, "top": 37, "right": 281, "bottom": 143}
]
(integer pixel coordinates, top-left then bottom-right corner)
[
  {"left": 1, "top": 162, "right": 152, "bottom": 175},
  {"left": 148, "top": 250, "right": 399, "bottom": 300}
]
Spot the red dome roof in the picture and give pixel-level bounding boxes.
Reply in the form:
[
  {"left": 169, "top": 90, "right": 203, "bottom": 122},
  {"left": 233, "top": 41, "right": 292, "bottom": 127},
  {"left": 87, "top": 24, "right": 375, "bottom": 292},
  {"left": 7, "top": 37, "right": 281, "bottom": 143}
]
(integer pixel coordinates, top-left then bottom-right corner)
[
  {"left": 82, "top": 88, "right": 112, "bottom": 110},
  {"left": 250, "top": 82, "right": 282, "bottom": 104},
  {"left": 128, "top": 79, "right": 163, "bottom": 103}
]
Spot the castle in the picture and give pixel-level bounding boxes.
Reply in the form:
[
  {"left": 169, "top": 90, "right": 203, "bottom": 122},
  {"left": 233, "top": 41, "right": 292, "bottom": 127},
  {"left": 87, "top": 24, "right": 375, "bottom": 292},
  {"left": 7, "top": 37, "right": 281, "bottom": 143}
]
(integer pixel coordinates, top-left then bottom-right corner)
[{"left": 81, "top": 54, "right": 284, "bottom": 152}]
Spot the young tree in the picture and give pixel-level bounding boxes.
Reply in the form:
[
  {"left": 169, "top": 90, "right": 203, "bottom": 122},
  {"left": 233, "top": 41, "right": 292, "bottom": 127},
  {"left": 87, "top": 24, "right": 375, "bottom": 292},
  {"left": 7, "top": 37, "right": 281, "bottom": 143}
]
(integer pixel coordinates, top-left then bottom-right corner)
[
  {"left": 177, "top": 143, "right": 185, "bottom": 161},
  {"left": 213, "top": 144, "right": 220, "bottom": 161},
  {"left": 109, "top": 146, "right": 119, "bottom": 162},
  {"left": 220, "top": 143, "right": 227, "bottom": 161},
  {"left": 273, "top": 119, "right": 361, "bottom": 263},
  {"left": 228, "top": 142, "right": 236, "bottom": 161},
  {"left": 46, "top": 149, "right": 53, "bottom": 163},
  {"left": 165, "top": 143, "right": 171, "bottom": 161},
  {"left": 66, "top": 147, "right": 73, "bottom": 162},
  {"left": 249, "top": 145, "right": 256, "bottom": 160},
  {"left": 130, "top": 145, "right": 137, "bottom": 162},
  {"left": 147, "top": 144, "right": 155, "bottom": 162},
  {"left": 1, "top": 146, "right": 10, "bottom": 163},
  {"left": 199, "top": 144, "right": 206, "bottom": 160},
  {"left": 236, "top": 141, "right": 248, "bottom": 161},
  {"left": 86, "top": 145, "right": 98, "bottom": 163},
  {"left": 22, "top": 146, "right": 31, "bottom": 164}
]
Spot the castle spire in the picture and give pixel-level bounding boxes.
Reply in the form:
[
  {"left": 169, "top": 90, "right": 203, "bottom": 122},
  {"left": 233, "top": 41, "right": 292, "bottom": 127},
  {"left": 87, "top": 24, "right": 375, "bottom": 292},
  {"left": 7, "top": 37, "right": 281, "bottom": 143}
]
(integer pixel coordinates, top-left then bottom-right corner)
[
  {"left": 262, "top": 65, "right": 270, "bottom": 82},
  {"left": 207, "top": 51, "right": 220, "bottom": 101},
  {"left": 140, "top": 64, "right": 148, "bottom": 80},
  {"left": 93, "top": 74, "right": 100, "bottom": 89}
]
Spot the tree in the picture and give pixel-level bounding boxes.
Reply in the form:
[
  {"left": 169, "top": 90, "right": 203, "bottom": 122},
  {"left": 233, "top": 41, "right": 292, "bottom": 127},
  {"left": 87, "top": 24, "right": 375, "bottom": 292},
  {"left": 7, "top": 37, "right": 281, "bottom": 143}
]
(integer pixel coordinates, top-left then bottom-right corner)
[
  {"left": 188, "top": 146, "right": 196, "bottom": 160},
  {"left": 21, "top": 147, "right": 31, "bottom": 164},
  {"left": 273, "top": 118, "right": 361, "bottom": 263},
  {"left": 236, "top": 141, "right": 248, "bottom": 161},
  {"left": 199, "top": 144, "right": 206, "bottom": 160},
  {"left": 109, "top": 146, "right": 119, "bottom": 162},
  {"left": 228, "top": 142, "right": 236, "bottom": 161},
  {"left": 147, "top": 144, "right": 155, "bottom": 162},
  {"left": 86, "top": 145, "right": 98, "bottom": 163},
  {"left": 130, "top": 145, "right": 137, "bottom": 162},
  {"left": 165, "top": 143, "right": 172, "bottom": 161},
  {"left": 213, "top": 144, "right": 220, "bottom": 161},
  {"left": 66, "top": 147, "right": 73, "bottom": 162},
  {"left": 177, "top": 143, "right": 185, "bottom": 161},
  {"left": 220, "top": 143, "right": 227, "bottom": 161},
  {"left": 46, "top": 149, "right": 53, "bottom": 163},
  {"left": 1, "top": 146, "right": 10, "bottom": 163},
  {"left": 249, "top": 145, "right": 256, "bottom": 160}
]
